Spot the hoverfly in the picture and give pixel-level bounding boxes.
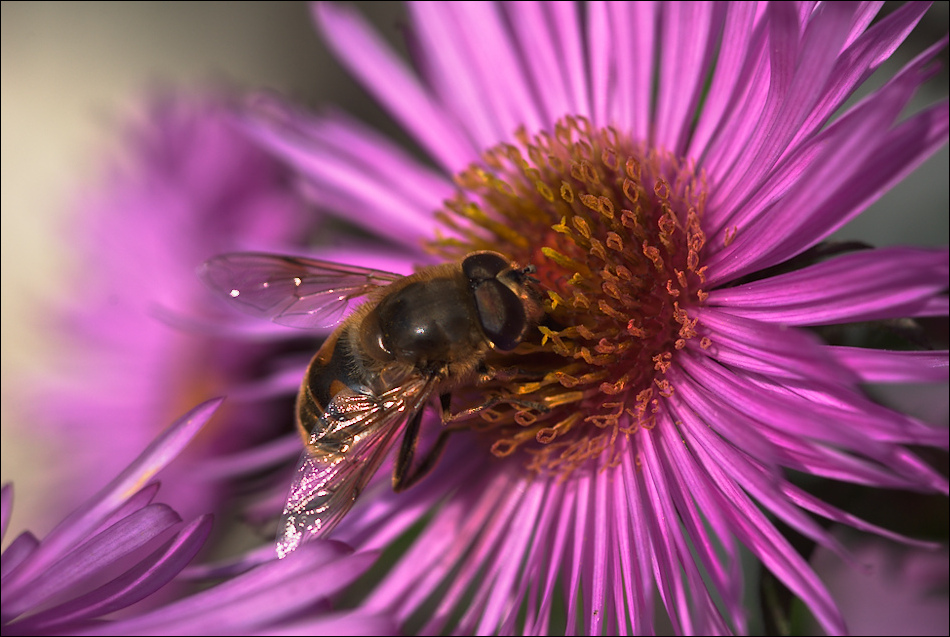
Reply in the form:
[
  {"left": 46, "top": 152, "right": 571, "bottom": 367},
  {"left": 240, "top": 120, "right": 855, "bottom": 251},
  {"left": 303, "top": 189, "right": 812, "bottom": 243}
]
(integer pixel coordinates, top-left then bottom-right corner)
[{"left": 200, "top": 251, "right": 543, "bottom": 556}]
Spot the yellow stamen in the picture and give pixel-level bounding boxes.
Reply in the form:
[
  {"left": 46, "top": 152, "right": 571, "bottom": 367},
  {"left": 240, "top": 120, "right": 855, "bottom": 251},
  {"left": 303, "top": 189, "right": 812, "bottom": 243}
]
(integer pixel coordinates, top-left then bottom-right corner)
[{"left": 429, "top": 115, "right": 710, "bottom": 475}]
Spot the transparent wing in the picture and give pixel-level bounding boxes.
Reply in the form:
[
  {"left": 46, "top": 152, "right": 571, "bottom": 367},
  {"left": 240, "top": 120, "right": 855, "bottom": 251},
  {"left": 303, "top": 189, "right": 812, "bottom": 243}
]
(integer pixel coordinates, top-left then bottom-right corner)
[
  {"left": 199, "top": 252, "right": 403, "bottom": 329},
  {"left": 276, "top": 375, "right": 437, "bottom": 558}
]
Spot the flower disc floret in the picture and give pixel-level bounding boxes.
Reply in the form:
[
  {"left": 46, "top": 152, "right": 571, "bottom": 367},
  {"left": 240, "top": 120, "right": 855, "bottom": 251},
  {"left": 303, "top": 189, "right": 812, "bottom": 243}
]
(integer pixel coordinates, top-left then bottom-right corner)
[{"left": 432, "top": 116, "right": 711, "bottom": 473}]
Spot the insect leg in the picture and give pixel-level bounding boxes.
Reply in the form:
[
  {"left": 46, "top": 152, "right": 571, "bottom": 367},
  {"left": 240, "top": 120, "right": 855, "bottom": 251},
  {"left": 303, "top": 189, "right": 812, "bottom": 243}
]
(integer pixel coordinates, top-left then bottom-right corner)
[
  {"left": 474, "top": 362, "right": 544, "bottom": 384},
  {"left": 391, "top": 390, "right": 548, "bottom": 493},
  {"left": 393, "top": 393, "right": 464, "bottom": 493},
  {"left": 441, "top": 393, "right": 548, "bottom": 423},
  {"left": 392, "top": 404, "right": 426, "bottom": 493},
  {"left": 394, "top": 428, "right": 453, "bottom": 493}
]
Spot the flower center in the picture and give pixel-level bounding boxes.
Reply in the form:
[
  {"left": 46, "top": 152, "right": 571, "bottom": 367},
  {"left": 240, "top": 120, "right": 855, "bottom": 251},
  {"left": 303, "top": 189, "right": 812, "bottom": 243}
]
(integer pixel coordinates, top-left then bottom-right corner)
[{"left": 430, "top": 116, "right": 710, "bottom": 474}]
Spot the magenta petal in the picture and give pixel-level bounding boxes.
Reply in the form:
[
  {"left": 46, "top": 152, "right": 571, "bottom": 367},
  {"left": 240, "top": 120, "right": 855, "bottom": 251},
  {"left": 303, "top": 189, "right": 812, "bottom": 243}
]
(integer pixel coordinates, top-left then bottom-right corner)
[
  {"left": 637, "top": 421, "right": 728, "bottom": 634},
  {"left": 354, "top": 447, "right": 487, "bottom": 620},
  {"left": 215, "top": 362, "right": 310, "bottom": 406},
  {"left": 448, "top": 3, "right": 546, "bottom": 134},
  {"left": 91, "top": 545, "right": 377, "bottom": 635},
  {"left": 651, "top": 418, "right": 746, "bottom": 630},
  {"left": 298, "top": 111, "right": 451, "bottom": 216},
  {"left": 669, "top": 364, "right": 918, "bottom": 488},
  {"left": 710, "top": 2, "right": 854, "bottom": 215},
  {"left": 694, "top": 307, "right": 858, "bottom": 385},
  {"left": 697, "top": 9, "right": 771, "bottom": 189},
  {"left": 842, "top": 2, "right": 883, "bottom": 49},
  {"left": 788, "top": 1, "right": 931, "bottom": 152},
  {"left": 468, "top": 479, "right": 547, "bottom": 635},
  {"left": 689, "top": 2, "right": 763, "bottom": 160},
  {"left": 526, "top": 480, "right": 575, "bottom": 636},
  {"left": 677, "top": 352, "right": 949, "bottom": 487},
  {"left": 2, "top": 398, "right": 221, "bottom": 592},
  {"left": 504, "top": 2, "right": 571, "bottom": 125},
  {"left": 706, "top": 42, "right": 947, "bottom": 280},
  {"left": 312, "top": 1, "right": 476, "bottom": 171},
  {"left": 501, "top": 485, "right": 555, "bottom": 634},
  {"left": 424, "top": 471, "right": 530, "bottom": 634},
  {"left": 827, "top": 348, "right": 949, "bottom": 384},
  {"left": 670, "top": 401, "right": 849, "bottom": 563},
  {"left": 586, "top": 467, "right": 610, "bottom": 635},
  {"left": 765, "top": 99, "right": 948, "bottom": 265},
  {"left": 521, "top": 481, "right": 570, "bottom": 635},
  {"left": 668, "top": 415, "right": 848, "bottom": 635},
  {"left": 550, "top": 1, "right": 591, "bottom": 119},
  {"left": 3, "top": 503, "right": 182, "bottom": 618},
  {"left": 504, "top": 2, "right": 593, "bottom": 125},
  {"left": 18, "top": 4, "right": 938, "bottom": 635},
  {"left": 709, "top": 97, "right": 891, "bottom": 277},
  {"left": 632, "top": 423, "right": 689, "bottom": 634},
  {"left": 1, "top": 531, "right": 39, "bottom": 580},
  {"left": 563, "top": 469, "right": 588, "bottom": 634},
  {"left": 669, "top": 364, "right": 780, "bottom": 463},
  {"left": 613, "top": 458, "right": 655, "bottom": 634},
  {"left": 406, "top": 3, "right": 512, "bottom": 148},
  {"left": 237, "top": 97, "right": 450, "bottom": 245},
  {"left": 341, "top": 469, "right": 444, "bottom": 552},
  {"left": 196, "top": 433, "right": 300, "bottom": 482},
  {"left": 258, "top": 611, "right": 397, "bottom": 636},
  {"left": 707, "top": 247, "right": 949, "bottom": 325},
  {"left": 600, "top": 2, "right": 660, "bottom": 139},
  {"left": 724, "top": 29, "right": 946, "bottom": 244},
  {"left": 352, "top": 507, "right": 439, "bottom": 605},
  {"left": 626, "top": 2, "right": 657, "bottom": 140},
  {"left": 783, "top": 481, "right": 940, "bottom": 550},
  {"left": 586, "top": 1, "right": 613, "bottom": 130},
  {"left": 25, "top": 515, "right": 213, "bottom": 633},
  {"left": 653, "top": 2, "right": 722, "bottom": 155},
  {"left": 87, "top": 482, "right": 161, "bottom": 540}
]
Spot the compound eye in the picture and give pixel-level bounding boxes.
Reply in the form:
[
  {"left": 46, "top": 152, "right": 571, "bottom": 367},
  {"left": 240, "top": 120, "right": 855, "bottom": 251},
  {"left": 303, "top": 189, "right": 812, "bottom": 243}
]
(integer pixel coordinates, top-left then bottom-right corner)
[
  {"left": 462, "top": 252, "right": 511, "bottom": 282},
  {"left": 473, "top": 279, "right": 527, "bottom": 351}
]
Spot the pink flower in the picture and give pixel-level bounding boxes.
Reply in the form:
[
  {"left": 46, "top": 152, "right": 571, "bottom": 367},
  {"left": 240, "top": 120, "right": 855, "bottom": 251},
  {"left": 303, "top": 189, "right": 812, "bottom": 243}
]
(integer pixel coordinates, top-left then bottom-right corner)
[{"left": 233, "top": 3, "right": 949, "bottom": 634}]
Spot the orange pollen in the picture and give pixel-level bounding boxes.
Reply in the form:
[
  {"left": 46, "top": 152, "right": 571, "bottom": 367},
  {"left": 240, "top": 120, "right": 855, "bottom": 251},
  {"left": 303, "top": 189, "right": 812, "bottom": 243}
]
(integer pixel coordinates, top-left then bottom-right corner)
[{"left": 429, "top": 116, "right": 709, "bottom": 475}]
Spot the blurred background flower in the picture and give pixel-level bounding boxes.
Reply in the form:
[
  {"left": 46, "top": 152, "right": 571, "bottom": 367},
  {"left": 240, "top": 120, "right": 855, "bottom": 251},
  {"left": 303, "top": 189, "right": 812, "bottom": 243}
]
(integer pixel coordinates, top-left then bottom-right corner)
[
  {"left": 805, "top": 530, "right": 949, "bottom": 636},
  {"left": 1, "top": 0, "right": 407, "bottom": 536},
  {"left": 20, "top": 93, "right": 318, "bottom": 526},
  {"left": 1, "top": 2, "right": 948, "bottom": 635}
]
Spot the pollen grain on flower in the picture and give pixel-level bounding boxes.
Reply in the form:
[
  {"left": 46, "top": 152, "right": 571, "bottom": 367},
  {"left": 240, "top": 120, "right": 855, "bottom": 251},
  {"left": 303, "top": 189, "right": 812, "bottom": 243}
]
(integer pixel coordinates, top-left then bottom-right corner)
[{"left": 431, "top": 116, "right": 710, "bottom": 475}]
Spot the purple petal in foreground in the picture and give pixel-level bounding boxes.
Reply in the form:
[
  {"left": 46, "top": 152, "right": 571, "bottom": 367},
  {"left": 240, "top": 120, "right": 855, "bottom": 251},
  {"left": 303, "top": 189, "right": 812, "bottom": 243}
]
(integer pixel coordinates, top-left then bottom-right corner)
[
  {"left": 2, "top": 504, "right": 182, "bottom": 619},
  {"left": 83, "top": 543, "right": 377, "bottom": 635},
  {"left": 21, "top": 515, "right": 213, "bottom": 634},
  {"left": 1, "top": 531, "right": 39, "bottom": 581},
  {"left": 2, "top": 398, "right": 221, "bottom": 592}
]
